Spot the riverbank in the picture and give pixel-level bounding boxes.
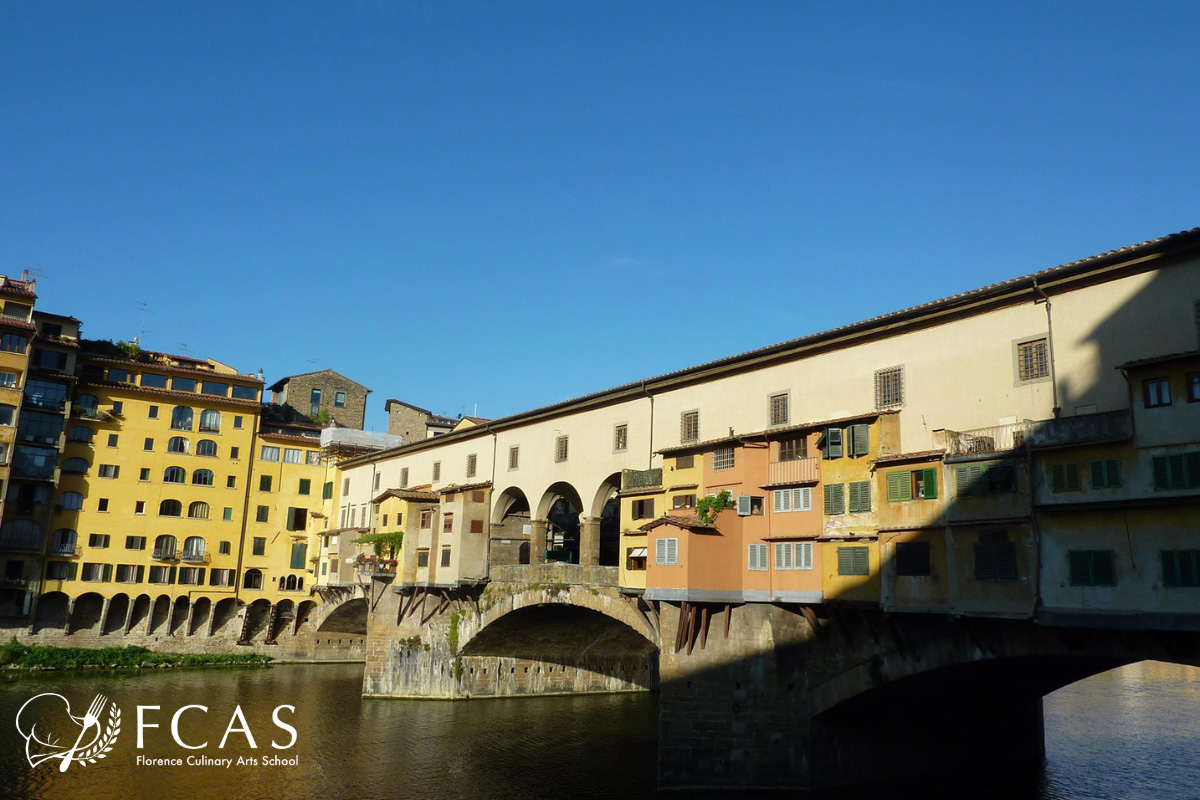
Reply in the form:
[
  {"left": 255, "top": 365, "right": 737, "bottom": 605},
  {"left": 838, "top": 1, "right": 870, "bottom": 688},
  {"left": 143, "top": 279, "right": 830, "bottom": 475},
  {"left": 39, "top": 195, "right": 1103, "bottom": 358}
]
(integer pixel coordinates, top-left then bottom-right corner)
[{"left": 0, "top": 639, "right": 272, "bottom": 671}]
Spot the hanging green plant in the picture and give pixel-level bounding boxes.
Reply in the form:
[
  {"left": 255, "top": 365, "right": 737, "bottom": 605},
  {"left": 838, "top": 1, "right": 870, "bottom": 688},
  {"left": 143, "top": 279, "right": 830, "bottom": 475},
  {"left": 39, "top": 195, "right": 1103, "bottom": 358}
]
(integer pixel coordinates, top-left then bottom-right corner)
[{"left": 695, "top": 490, "right": 733, "bottom": 525}]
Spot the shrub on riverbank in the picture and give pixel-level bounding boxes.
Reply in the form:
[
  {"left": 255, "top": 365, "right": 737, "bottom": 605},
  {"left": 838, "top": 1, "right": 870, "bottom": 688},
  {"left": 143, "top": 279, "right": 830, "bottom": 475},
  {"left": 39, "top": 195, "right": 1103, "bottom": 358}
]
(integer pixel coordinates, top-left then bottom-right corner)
[{"left": 0, "top": 639, "right": 271, "bottom": 670}]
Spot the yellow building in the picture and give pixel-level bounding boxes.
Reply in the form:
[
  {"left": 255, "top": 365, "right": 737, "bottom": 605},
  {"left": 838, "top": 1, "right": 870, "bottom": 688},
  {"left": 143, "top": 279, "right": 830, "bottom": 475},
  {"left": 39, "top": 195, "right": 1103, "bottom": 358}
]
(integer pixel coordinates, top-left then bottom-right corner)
[{"left": 618, "top": 453, "right": 704, "bottom": 591}]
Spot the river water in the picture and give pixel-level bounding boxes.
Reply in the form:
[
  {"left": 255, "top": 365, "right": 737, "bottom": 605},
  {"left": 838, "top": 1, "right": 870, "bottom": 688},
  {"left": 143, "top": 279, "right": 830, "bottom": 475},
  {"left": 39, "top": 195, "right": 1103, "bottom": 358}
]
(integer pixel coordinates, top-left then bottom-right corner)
[{"left": 0, "top": 660, "right": 1195, "bottom": 799}]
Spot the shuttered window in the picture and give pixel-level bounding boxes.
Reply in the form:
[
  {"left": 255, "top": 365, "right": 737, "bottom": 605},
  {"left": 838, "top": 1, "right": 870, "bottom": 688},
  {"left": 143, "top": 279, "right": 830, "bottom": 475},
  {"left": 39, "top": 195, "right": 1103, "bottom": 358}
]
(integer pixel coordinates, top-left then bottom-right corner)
[
  {"left": 896, "top": 541, "right": 931, "bottom": 576},
  {"left": 846, "top": 424, "right": 870, "bottom": 457},
  {"left": 823, "top": 427, "right": 843, "bottom": 459},
  {"left": 675, "top": 454, "right": 694, "bottom": 470},
  {"left": 1162, "top": 550, "right": 1200, "bottom": 588},
  {"left": 433, "top": 461, "right": 442, "bottom": 481},
  {"left": 974, "top": 531, "right": 1018, "bottom": 581},
  {"left": 836, "top": 546, "right": 869, "bottom": 576},
  {"left": 773, "top": 542, "right": 814, "bottom": 571},
  {"left": 655, "top": 537, "right": 678, "bottom": 566},
  {"left": 466, "top": 454, "right": 477, "bottom": 478},
  {"left": 847, "top": 481, "right": 871, "bottom": 513},
  {"left": 769, "top": 393, "right": 789, "bottom": 426},
  {"left": 1089, "top": 459, "right": 1122, "bottom": 489},
  {"left": 956, "top": 463, "right": 1014, "bottom": 496},
  {"left": 290, "top": 543, "right": 308, "bottom": 570},
  {"left": 1152, "top": 453, "right": 1200, "bottom": 490},
  {"left": 823, "top": 483, "right": 845, "bottom": 515},
  {"left": 680, "top": 410, "right": 699, "bottom": 444},
  {"left": 1068, "top": 550, "right": 1117, "bottom": 586},
  {"left": 747, "top": 543, "right": 769, "bottom": 571},
  {"left": 772, "top": 487, "right": 812, "bottom": 512},
  {"left": 441, "top": 547, "right": 452, "bottom": 567},
  {"left": 632, "top": 499, "right": 655, "bottom": 520},
  {"left": 1051, "top": 463, "right": 1082, "bottom": 493}
]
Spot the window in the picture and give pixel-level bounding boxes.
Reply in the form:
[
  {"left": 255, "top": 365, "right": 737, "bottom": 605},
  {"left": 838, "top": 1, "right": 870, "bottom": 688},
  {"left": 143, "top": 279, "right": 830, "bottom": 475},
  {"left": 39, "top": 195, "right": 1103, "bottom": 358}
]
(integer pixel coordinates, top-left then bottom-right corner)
[
  {"left": 200, "top": 381, "right": 228, "bottom": 398},
  {"left": 141, "top": 373, "right": 168, "bottom": 389},
  {"left": 632, "top": 499, "right": 655, "bottom": 520},
  {"left": 343, "top": 477, "right": 350, "bottom": 494},
  {"left": 1151, "top": 453, "right": 1200, "bottom": 490},
  {"left": 115, "top": 565, "right": 140, "bottom": 583},
  {"left": 226, "top": 475, "right": 236, "bottom": 488},
  {"left": 0, "top": 371, "right": 16, "bottom": 389},
  {"left": 974, "top": 531, "right": 1018, "bottom": 581},
  {"left": 769, "top": 393, "right": 789, "bottom": 426},
  {"left": 822, "top": 427, "right": 844, "bottom": 459},
  {"left": 196, "top": 439, "right": 217, "bottom": 457},
  {"left": 1069, "top": 550, "right": 1117, "bottom": 586},
  {"left": 736, "top": 495, "right": 765, "bottom": 516},
  {"left": 1089, "top": 459, "right": 1122, "bottom": 489},
  {"left": 222, "top": 507, "right": 232, "bottom": 521},
  {"left": 143, "top": 437, "right": 154, "bottom": 451},
  {"left": 442, "top": 514, "right": 454, "bottom": 534},
  {"left": 290, "top": 542, "right": 308, "bottom": 569},
  {"left": 299, "top": 478, "right": 311, "bottom": 495},
  {"left": 554, "top": 435, "right": 569, "bottom": 463},
  {"left": 778, "top": 437, "right": 806, "bottom": 462},
  {"left": 188, "top": 502, "right": 209, "bottom": 519},
  {"left": 896, "top": 541, "right": 931, "bottom": 576},
  {"left": 284, "top": 448, "right": 302, "bottom": 464},
  {"left": 88, "top": 533, "right": 110, "bottom": 549},
  {"left": 259, "top": 475, "right": 272, "bottom": 492},
  {"left": 712, "top": 447, "right": 734, "bottom": 471},
  {"left": 1188, "top": 372, "right": 1200, "bottom": 403},
  {"left": 1050, "top": 463, "right": 1082, "bottom": 493},
  {"left": 97, "top": 498, "right": 109, "bottom": 512},
  {"left": 614, "top": 424, "right": 628, "bottom": 452},
  {"left": 159, "top": 499, "right": 182, "bottom": 517},
  {"left": 433, "top": 461, "right": 442, "bottom": 481},
  {"left": 67, "top": 426, "right": 93, "bottom": 443},
  {"left": 177, "top": 567, "right": 203, "bottom": 586},
  {"left": 171, "top": 377, "right": 196, "bottom": 392},
  {"left": 74, "top": 394, "right": 98, "bottom": 412},
  {"left": 676, "top": 454, "right": 694, "bottom": 470},
  {"left": 1162, "top": 550, "right": 1200, "bottom": 588},
  {"left": 440, "top": 547, "right": 451, "bottom": 567},
  {"left": 774, "top": 542, "right": 814, "bottom": 571},
  {"left": 286, "top": 507, "right": 307, "bottom": 531},
  {"left": 134, "top": 501, "right": 145, "bottom": 515},
  {"left": 747, "top": 543, "right": 769, "bottom": 571},
  {"left": 626, "top": 547, "right": 647, "bottom": 571},
  {"left": 198, "top": 409, "right": 220, "bottom": 432},
  {"left": 182, "top": 536, "right": 206, "bottom": 561},
  {"left": 321, "top": 481, "right": 333, "bottom": 500},
  {"left": 260, "top": 446, "right": 280, "bottom": 462},
  {"left": 655, "top": 537, "right": 678, "bottom": 566},
  {"left": 837, "top": 546, "right": 870, "bottom": 576},
  {"left": 146, "top": 567, "right": 171, "bottom": 586},
  {"left": 243, "top": 569, "right": 263, "bottom": 589},
  {"left": 209, "top": 568, "right": 234, "bottom": 587},
  {"left": 773, "top": 487, "right": 812, "bottom": 512},
  {"left": 672, "top": 494, "right": 696, "bottom": 510},
  {"left": 310, "top": 388, "right": 322, "bottom": 416},
  {"left": 45, "top": 562, "right": 75, "bottom": 581},
  {"left": 230, "top": 447, "right": 239, "bottom": 459},
  {"left": 420, "top": 510, "right": 433, "bottom": 529},
  {"left": 846, "top": 424, "right": 870, "bottom": 458},
  {"left": 164, "top": 466, "right": 186, "bottom": 484},
  {"left": 680, "top": 410, "right": 699, "bottom": 444},
  {"left": 167, "top": 436, "right": 189, "bottom": 454},
  {"left": 1016, "top": 338, "right": 1050, "bottom": 382},
  {"left": 396, "top": 468, "right": 408, "bottom": 489},
  {"left": 98, "top": 464, "right": 119, "bottom": 479},
  {"left": 335, "top": 391, "right": 346, "bottom": 407},
  {"left": 50, "top": 528, "right": 77, "bottom": 555},
  {"left": 63, "top": 457, "right": 89, "bottom": 475},
  {"left": 417, "top": 550, "right": 429, "bottom": 568},
  {"left": 823, "top": 483, "right": 845, "bottom": 515},
  {"left": 81, "top": 563, "right": 107, "bottom": 582},
  {"left": 373, "top": 472, "right": 381, "bottom": 491},
  {"left": 0, "top": 333, "right": 27, "bottom": 354},
  {"left": 170, "top": 406, "right": 193, "bottom": 430},
  {"left": 874, "top": 366, "right": 904, "bottom": 409},
  {"left": 192, "top": 468, "right": 214, "bottom": 486},
  {"left": 256, "top": 506, "right": 269, "bottom": 523},
  {"left": 1144, "top": 378, "right": 1171, "bottom": 408},
  {"left": 955, "top": 463, "right": 1015, "bottom": 496},
  {"left": 466, "top": 454, "right": 477, "bottom": 478},
  {"left": 219, "top": 541, "right": 231, "bottom": 555},
  {"left": 106, "top": 434, "right": 118, "bottom": 447},
  {"left": 58, "top": 492, "right": 84, "bottom": 510},
  {"left": 252, "top": 537, "right": 266, "bottom": 556},
  {"left": 887, "top": 468, "right": 941, "bottom": 501},
  {"left": 153, "top": 535, "right": 177, "bottom": 559},
  {"left": 847, "top": 481, "right": 872, "bottom": 513}
]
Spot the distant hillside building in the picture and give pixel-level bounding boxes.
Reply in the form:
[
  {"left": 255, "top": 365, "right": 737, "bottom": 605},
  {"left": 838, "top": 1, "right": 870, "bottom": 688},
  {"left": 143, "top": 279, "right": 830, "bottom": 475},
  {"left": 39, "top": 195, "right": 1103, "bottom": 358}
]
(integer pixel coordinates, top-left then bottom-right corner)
[
  {"left": 268, "top": 369, "right": 369, "bottom": 430},
  {"left": 384, "top": 399, "right": 458, "bottom": 440}
]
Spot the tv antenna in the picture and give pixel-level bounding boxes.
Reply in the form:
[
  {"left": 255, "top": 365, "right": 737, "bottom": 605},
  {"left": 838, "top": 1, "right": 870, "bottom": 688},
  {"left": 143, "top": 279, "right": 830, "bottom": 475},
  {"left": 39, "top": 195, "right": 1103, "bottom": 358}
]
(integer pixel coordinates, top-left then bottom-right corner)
[
  {"left": 136, "top": 302, "right": 153, "bottom": 343},
  {"left": 177, "top": 342, "right": 191, "bottom": 356}
]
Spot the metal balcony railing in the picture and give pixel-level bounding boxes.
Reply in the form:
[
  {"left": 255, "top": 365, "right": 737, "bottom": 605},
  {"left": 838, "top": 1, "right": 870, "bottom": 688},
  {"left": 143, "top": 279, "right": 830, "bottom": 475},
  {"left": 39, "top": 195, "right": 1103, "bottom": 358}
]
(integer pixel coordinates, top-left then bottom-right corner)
[
  {"left": 181, "top": 551, "right": 210, "bottom": 564},
  {"left": 944, "top": 422, "right": 1029, "bottom": 457},
  {"left": 151, "top": 548, "right": 178, "bottom": 561},
  {"left": 50, "top": 545, "right": 81, "bottom": 557},
  {"left": 767, "top": 456, "right": 820, "bottom": 485}
]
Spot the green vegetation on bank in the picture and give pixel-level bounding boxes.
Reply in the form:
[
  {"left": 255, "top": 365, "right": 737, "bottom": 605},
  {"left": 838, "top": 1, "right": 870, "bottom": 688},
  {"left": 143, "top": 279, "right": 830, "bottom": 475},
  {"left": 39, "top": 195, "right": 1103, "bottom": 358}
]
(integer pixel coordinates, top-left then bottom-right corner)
[{"left": 0, "top": 639, "right": 272, "bottom": 670}]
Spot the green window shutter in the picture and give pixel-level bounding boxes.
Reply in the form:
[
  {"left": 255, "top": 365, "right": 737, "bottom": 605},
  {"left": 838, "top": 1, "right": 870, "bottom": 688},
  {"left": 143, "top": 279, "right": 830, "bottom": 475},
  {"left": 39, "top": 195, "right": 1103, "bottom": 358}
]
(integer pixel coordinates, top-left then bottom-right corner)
[
  {"left": 997, "top": 542, "right": 1018, "bottom": 580},
  {"left": 825, "top": 428, "right": 843, "bottom": 459},
  {"left": 136, "top": 565, "right": 144, "bottom": 583},
  {"left": 67, "top": 563, "right": 77, "bottom": 581},
  {"left": 1065, "top": 464, "right": 1081, "bottom": 491},
  {"left": 1153, "top": 456, "right": 1169, "bottom": 490},
  {"left": 852, "top": 547, "right": 869, "bottom": 576},
  {"left": 1068, "top": 551, "right": 1091, "bottom": 585},
  {"left": 1186, "top": 453, "right": 1200, "bottom": 489},
  {"left": 1106, "top": 459, "right": 1122, "bottom": 488},
  {"left": 1051, "top": 464, "right": 1066, "bottom": 493},
  {"left": 887, "top": 472, "right": 905, "bottom": 502},
  {"left": 857, "top": 481, "right": 871, "bottom": 511},
  {"left": 290, "top": 543, "right": 307, "bottom": 570},
  {"left": 101, "top": 564, "right": 113, "bottom": 582},
  {"left": 968, "top": 464, "right": 984, "bottom": 495},
  {"left": 956, "top": 466, "right": 971, "bottom": 496},
  {"left": 1090, "top": 460, "right": 1105, "bottom": 488},
  {"left": 846, "top": 482, "right": 859, "bottom": 512},
  {"left": 1093, "top": 551, "right": 1116, "bottom": 586},
  {"left": 197, "top": 568, "right": 206, "bottom": 584},
  {"left": 832, "top": 484, "right": 845, "bottom": 514},
  {"left": 850, "top": 424, "right": 869, "bottom": 457},
  {"left": 923, "top": 468, "right": 938, "bottom": 499},
  {"left": 168, "top": 566, "right": 177, "bottom": 585},
  {"left": 1168, "top": 454, "right": 1186, "bottom": 489},
  {"left": 1162, "top": 551, "right": 1178, "bottom": 588},
  {"left": 837, "top": 547, "right": 854, "bottom": 575}
]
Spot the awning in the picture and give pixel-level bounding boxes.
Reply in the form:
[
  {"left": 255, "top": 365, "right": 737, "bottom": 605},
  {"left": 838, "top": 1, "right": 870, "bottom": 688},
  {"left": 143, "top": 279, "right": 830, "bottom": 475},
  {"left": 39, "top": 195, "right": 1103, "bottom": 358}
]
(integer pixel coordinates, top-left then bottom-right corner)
[{"left": 628, "top": 547, "right": 647, "bottom": 558}]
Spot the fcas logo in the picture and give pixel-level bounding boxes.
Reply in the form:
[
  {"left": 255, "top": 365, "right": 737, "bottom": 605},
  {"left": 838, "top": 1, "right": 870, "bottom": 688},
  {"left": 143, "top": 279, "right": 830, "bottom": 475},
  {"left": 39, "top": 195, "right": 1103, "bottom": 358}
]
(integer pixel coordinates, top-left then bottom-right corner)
[{"left": 16, "top": 693, "right": 121, "bottom": 771}]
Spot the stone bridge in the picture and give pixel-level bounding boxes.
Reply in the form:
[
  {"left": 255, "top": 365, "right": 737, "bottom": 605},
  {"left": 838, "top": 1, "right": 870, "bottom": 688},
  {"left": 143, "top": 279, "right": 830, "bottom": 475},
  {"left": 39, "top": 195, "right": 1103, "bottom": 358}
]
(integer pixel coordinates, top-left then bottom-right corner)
[{"left": 363, "top": 567, "right": 1200, "bottom": 791}]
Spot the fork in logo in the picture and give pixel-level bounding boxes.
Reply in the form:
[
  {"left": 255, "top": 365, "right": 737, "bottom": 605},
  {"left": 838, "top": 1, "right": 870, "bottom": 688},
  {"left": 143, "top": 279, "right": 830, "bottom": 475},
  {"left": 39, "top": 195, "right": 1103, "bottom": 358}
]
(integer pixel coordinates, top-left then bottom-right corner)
[{"left": 59, "top": 694, "right": 105, "bottom": 772}]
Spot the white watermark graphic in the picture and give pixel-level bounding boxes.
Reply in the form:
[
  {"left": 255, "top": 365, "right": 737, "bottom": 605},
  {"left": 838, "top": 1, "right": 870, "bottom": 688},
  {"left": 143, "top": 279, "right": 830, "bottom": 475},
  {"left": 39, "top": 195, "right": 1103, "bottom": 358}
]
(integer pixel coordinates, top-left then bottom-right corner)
[{"left": 16, "top": 693, "right": 121, "bottom": 771}]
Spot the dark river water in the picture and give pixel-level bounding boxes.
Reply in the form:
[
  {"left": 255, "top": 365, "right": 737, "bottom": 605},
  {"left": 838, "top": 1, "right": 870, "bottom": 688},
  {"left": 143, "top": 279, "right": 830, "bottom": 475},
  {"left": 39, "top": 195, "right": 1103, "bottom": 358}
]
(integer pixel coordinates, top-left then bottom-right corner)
[{"left": 0, "top": 660, "right": 1195, "bottom": 799}]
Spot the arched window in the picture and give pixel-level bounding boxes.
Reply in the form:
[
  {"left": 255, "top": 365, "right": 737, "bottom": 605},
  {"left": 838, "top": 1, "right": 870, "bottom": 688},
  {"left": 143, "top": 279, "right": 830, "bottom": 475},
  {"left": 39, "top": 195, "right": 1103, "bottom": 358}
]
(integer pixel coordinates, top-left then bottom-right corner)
[
  {"left": 170, "top": 406, "right": 193, "bottom": 431},
  {"left": 62, "top": 457, "right": 90, "bottom": 474},
  {"left": 191, "top": 469, "right": 214, "bottom": 486},
  {"left": 163, "top": 466, "right": 186, "bottom": 483},
  {"left": 285, "top": 574, "right": 298, "bottom": 591},
  {"left": 188, "top": 501, "right": 209, "bottom": 519},
  {"left": 243, "top": 569, "right": 263, "bottom": 590},
  {"left": 167, "top": 436, "right": 190, "bottom": 454},
  {"left": 182, "top": 536, "right": 205, "bottom": 560},
  {"left": 51, "top": 528, "right": 77, "bottom": 555},
  {"left": 153, "top": 535, "right": 177, "bottom": 558},
  {"left": 74, "top": 394, "right": 99, "bottom": 412},
  {"left": 297, "top": 576, "right": 303, "bottom": 590},
  {"left": 0, "top": 520, "right": 42, "bottom": 549},
  {"left": 196, "top": 439, "right": 217, "bottom": 457},
  {"left": 198, "top": 409, "right": 220, "bottom": 433},
  {"left": 68, "top": 426, "right": 94, "bottom": 443},
  {"left": 159, "top": 499, "right": 182, "bottom": 517},
  {"left": 58, "top": 492, "right": 84, "bottom": 510},
  {"left": 279, "top": 576, "right": 287, "bottom": 590}
]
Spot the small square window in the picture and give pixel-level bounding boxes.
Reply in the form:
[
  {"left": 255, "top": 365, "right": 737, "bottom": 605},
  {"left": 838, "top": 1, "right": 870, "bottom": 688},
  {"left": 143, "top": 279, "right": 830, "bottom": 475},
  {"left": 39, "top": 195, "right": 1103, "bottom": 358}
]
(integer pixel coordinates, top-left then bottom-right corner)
[
  {"left": 1016, "top": 338, "right": 1050, "bottom": 382},
  {"left": 299, "top": 479, "right": 311, "bottom": 495},
  {"left": 260, "top": 475, "right": 272, "bottom": 492},
  {"left": 107, "top": 434, "right": 118, "bottom": 447},
  {"left": 874, "top": 366, "right": 904, "bottom": 410},
  {"left": 97, "top": 498, "right": 109, "bottom": 512},
  {"left": 230, "top": 446, "right": 240, "bottom": 460},
  {"left": 139, "top": 468, "right": 150, "bottom": 481},
  {"left": 222, "top": 507, "right": 233, "bottom": 521},
  {"left": 148, "top": 405, "right": 159, "bottom": 419},
  {"left": 134, "top": 501, "right": 145, "bottom": 515},
  {"left": 252, "top": 537, "right": 266, "bottom": 556},
  {"left": 219, "top": 540, "right": 231, "bottom": 555},
  {"left": 227, "top": 475, "right": 237, "bottom": 489},
  {"left": 256, "top": 505, "right": 269, "bottom": 523},
  {"left": 233, "top": 416, "right": 243, "bottom": 429},
  {"left": 1144, "top": 378, "right": 1172, "bottom": 408},
  {"left": 769, "top": 393, "right": 789, "bottom": 426}
]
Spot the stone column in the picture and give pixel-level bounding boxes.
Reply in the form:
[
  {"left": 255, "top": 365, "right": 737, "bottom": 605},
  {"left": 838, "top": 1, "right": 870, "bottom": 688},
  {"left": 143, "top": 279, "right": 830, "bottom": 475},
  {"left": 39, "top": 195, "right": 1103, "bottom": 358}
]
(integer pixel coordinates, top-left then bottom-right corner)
[
  {"left": 98, "top": 597, "right": 112, "bottom": 636},
  {"left": 530, "top": 520, "right": 548, "bottom": 565},
  {"left": 123, "top": 600, "right": 136, "bottom": 634},
  {"left": 63, "top": 598, "right": 75, "bottom": 635},
  {"left": 579, "top": 516, "right": 601, "bottom": 567}
]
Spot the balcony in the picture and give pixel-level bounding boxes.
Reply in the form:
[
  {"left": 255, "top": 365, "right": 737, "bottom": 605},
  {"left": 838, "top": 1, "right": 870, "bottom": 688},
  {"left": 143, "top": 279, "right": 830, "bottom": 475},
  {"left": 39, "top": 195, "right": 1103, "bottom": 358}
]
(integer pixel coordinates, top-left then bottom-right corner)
[
  {"left": 49, "top": 545, "right": 81, "bottom": 558},
  {"left": 22, "top": 395, "right": 66, "bottom": 412},
  {"left": 943, "top": 422, "right": 1030, "bottom": 458},
  {"left": 622, "top": 468, "right": 663, "bottom": 492},
  {"left": 71, "top": 407, "right": 113, "bottom": 422},
  {"left": 181, "top": 551, "right": 210, "bottom": 564},
  {"left": 11, "top": 458, "right": 58, "bottom": 481},
  {"left": 766, "top": 456, "right": 820, "bottom": 486},
  {"left": 0, "top": 533, "right": 42, "bottom": 552},
  {"left": 151, "top": 548, "right": 178, "bottom": 562},
  {"left": 1027, "top": 410, "right": 1133, "bottom": 450}
]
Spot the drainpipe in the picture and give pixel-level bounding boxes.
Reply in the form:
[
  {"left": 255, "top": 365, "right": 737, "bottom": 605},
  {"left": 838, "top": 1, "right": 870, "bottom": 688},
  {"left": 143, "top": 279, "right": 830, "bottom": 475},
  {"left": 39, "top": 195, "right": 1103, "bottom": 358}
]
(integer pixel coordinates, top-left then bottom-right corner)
[
  {"left": 487, "top": 423, "right": 497, "bottom": 577},
  {"left": 1032, "top": 278, "right": 1061, "bottom": 418},
  {"left": 640, "top": 381, "right": 654, "bottom": 470},
  {"left": 234, "top": 412, "right": 261, "bottom": 603}
]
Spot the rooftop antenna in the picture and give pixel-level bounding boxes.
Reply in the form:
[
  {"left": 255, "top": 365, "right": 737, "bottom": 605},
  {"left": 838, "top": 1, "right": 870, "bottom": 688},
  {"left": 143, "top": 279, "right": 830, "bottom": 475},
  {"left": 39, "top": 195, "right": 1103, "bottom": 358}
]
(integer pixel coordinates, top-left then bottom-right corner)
[
  {"left": 136, "top": 302, "right": 153, "bottom": 344},
  {"left": 177, "top": 342, "right": 191, "bottom": 356},
  {"left": 27, "top": 266, "right": 45, "bottom": 288}
]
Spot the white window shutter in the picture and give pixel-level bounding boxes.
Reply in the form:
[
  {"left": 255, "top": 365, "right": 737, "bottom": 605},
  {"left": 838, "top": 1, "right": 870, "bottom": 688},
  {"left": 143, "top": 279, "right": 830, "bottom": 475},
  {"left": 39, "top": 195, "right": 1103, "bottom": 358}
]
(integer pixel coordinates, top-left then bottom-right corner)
[
  {"left": 737, "top": 495, "right": 752, "bottom": 516},
  {"left": 799, "top": 542, "right": 813, "bottom": 570},
  {"left": 667, "top": 538, "right": 678, "bottom": 565},
  {"left": 748, "top": 544, "right": 757, "bottom": 570},
  {"left": 773, "top": 490, "right": 785, "bottom": 513},
  {"left": 656, "top": 538, "right": 668, "bottom": 565},
  {"left": 774, "top": 543, "right": 784, "bottom": 570},
  {"left": 783, "top": 543, "right": 794, "bottom": 570}
]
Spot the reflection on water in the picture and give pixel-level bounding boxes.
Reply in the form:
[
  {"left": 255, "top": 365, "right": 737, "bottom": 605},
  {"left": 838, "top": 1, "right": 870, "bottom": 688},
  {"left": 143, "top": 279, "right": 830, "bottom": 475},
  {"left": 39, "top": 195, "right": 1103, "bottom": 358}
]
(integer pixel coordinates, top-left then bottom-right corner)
[{"left": 0, "top": 661, "right": 1195, "bottom": 799}]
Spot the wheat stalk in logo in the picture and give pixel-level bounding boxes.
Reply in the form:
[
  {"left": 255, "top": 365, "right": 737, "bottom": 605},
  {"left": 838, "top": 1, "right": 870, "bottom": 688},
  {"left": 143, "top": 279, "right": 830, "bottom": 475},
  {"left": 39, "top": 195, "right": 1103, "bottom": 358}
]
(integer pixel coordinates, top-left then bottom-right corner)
[{"left": 15, "top": 693, "right": 121, "bottom": 771}]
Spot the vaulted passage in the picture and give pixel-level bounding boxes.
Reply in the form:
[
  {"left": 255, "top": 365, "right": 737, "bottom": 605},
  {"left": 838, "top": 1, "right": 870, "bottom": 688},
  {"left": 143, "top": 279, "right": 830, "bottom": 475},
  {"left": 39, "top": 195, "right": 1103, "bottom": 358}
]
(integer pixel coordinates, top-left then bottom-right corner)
[{"left": 460, "top": 605, "right": 658, "bottom": 697}]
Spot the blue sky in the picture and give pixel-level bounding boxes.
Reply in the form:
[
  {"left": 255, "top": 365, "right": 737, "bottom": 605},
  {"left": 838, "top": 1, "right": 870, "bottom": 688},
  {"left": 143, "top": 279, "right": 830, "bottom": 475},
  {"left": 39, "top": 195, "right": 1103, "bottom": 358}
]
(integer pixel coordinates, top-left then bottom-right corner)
[{"left": 3, "top": 2, "right": 1198, "bottom": 429}]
